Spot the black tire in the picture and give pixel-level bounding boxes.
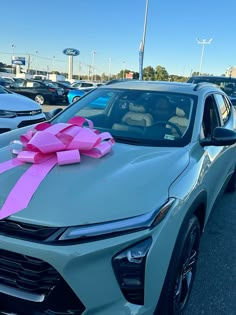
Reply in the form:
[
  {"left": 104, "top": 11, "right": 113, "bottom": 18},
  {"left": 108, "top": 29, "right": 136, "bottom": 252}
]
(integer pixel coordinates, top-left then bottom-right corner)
[
  {"left": 34, "top": 94, "right": 45, "bottom": 105},
  {"left": 72, "top": 96, "right": 81, "bottom": 102},
  {"left": 225, "top": 169, "right": 236, "bottom": 193},
  {"left": 155, "top": 215, "right": 201, "bottom": 315}
]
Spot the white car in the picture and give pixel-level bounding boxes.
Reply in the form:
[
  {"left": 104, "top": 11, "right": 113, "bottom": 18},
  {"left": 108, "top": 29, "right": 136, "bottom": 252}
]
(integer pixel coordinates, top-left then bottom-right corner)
[
  {"left": 0, "top": 86, "right": 46, "bottom": 133},
  {"left": 71, "top": 81, "right": 103, "bottom": 90}
]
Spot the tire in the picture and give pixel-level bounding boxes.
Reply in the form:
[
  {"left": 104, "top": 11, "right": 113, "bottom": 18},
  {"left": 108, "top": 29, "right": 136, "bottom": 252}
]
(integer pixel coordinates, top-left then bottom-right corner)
[
  {"left": 34, "top": 94, "right": 45, "bottom": 105},
  {"left": 225, "top": 169, "right": 236, "bottom": 193},
  {"left": 72, "top": 96, "right": 81, "bottom": 103},
  {"left": 155, "top": 215, "right": 201, "bottom": 315}
]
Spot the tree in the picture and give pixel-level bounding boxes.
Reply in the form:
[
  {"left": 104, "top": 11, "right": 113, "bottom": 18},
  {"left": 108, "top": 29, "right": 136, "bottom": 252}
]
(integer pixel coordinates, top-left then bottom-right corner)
[
  {"left": 117, "top": 69, "right": 132, "bottom": 79},
  {"left": 155, "top": 65, "right": 169, "bottom": 81},
  {"left": 0, "top": 62, "right": 7, "bottom": 72},
  {"left": 169, "top": 75, "right": 188, "bottom": 82},
  {"left": 143, "top": 66, "right": 155, "bottom": 80}
]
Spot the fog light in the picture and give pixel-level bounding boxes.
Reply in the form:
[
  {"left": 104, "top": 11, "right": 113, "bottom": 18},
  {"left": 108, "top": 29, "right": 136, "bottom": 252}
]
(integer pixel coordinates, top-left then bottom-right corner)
[{"left": 112, "top": 237, "right": 152, "bottom": 305}]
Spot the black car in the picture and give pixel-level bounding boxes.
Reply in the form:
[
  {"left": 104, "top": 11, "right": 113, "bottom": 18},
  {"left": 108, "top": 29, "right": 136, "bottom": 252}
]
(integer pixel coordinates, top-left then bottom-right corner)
[
  {"left": 9, "top": 79, "right": 64, "bottom": 105},
  {"left": 187, "top": 75, "right": 236, "bottom": 106},
  {"left": 0, "top": 78, "right": 11, "bottom": 89},
  {"left": 51, "top": 81, "right": 76, "bottom": 103}
]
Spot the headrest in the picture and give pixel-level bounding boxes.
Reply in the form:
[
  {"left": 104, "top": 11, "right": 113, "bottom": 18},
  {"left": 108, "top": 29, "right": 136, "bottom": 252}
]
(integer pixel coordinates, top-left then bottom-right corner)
[
  {"left": 129, "top": 103, "right": 146, "bottom": 113},
  {"left": 176, "top": 107, "right": 186, "bottom": 117}
]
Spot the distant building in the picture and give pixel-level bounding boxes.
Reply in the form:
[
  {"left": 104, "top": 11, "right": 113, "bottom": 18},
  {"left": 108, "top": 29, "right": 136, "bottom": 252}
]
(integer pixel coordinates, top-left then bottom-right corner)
[{"left": 225, "top": 66, "right": 236, "bottom": 77}]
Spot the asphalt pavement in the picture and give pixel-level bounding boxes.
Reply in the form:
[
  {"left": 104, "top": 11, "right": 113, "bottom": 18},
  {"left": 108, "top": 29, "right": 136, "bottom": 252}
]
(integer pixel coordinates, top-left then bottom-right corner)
[{"left": 185, "top": 191, "right": 236, "bottom": 315}]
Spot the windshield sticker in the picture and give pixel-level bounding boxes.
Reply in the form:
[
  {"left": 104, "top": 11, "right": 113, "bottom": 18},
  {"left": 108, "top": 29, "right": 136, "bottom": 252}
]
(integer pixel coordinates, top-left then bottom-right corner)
[{"left": 164, "top": 134, "right": 175, "bottom": 140}]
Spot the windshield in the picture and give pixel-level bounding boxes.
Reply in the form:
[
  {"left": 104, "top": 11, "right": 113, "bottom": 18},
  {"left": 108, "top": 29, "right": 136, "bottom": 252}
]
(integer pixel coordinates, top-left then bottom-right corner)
[{"left": 52, "top": 88, "right": 197, "bottom": 147}]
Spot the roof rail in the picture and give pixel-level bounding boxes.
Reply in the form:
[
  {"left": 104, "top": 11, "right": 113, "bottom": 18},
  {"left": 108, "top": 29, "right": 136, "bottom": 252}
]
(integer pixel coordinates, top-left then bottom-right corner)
[{"left": 193, "top": 82, "right": 218, "bottom": 91}]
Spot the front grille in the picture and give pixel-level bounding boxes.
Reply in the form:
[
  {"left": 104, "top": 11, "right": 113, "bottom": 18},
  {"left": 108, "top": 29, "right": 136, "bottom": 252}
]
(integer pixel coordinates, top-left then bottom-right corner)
[
  {"left": 15, "top": 109, "right": 42, "bottom": 116},
  {"left": 0, "top": 219, "right": 59, "bottom": 242},
  {"left": 17, "top": 117, "right": 46, "bottom": 128},
  {"left": 0, "top": 250, "right": 86, "bottom": 314},
  {"left": 0, "top": 249, "right": 60, "bottom": 297}
]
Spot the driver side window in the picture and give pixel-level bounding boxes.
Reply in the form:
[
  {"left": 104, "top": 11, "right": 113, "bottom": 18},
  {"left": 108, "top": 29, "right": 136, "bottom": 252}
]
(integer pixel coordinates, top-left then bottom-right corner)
[{"left": 202, "top": 95, "right": 221, "bottom": 139}]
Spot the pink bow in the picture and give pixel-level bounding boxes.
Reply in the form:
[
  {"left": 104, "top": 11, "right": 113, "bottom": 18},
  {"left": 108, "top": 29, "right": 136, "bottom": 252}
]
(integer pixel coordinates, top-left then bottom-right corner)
[{"left": 0, "top": 116, "right": 114, "bottom": 220}]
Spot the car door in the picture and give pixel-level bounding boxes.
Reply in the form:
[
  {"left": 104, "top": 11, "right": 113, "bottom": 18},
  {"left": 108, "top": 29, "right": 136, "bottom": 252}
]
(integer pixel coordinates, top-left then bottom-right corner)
[
  {"left": 12, "top": 80, "right": 38, "bottom": 99},
  {"left": 200, "top": 93, "right": 234, "bottom": 214}
]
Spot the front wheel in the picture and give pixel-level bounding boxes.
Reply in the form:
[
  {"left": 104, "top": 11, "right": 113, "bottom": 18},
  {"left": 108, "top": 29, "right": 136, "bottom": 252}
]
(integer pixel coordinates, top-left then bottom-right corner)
[
  {"left": 155, "top": 215, "right": 201, "bottom": 315},
  {"left": 72, "top": 96, "right": 81, "bottom": 103},
  {"left": 34, "top": 94, "right": 45, "bottom": 105}
]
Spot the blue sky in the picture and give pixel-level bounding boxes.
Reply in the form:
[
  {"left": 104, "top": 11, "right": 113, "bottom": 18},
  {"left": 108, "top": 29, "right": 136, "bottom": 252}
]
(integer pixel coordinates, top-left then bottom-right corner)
[{"left": 0, "top": 0, "right": 235, "bottom": 77}]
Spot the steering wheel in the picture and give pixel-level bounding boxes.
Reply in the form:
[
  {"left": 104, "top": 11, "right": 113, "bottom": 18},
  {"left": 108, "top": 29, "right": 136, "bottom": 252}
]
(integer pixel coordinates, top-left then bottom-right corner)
[{"left": 151, "top": 121, "right": 182, "bottom": 137}]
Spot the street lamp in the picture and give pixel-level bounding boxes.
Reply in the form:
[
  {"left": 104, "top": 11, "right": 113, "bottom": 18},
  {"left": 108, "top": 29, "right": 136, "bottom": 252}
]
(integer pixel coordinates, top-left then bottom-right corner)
[
  {"left": 92, "top": 51, "right": 96, "bottom": 81},
  {"left": 197, "top": 38, "right": 212, "bottom": 75},
  {"left": 35, "top": 51, "right": 39, "bottom": 75},
  {"left": 52, "top": 56, "right": 55, "bottom": 72},
  {"left": 122, "top": 61, "right": 126, "bottom": 79},
  {"left": 11, "top": 44, "right": 16, "bottom": 74},
  {"left": 139, "top": 0, "right": 149, "bottom": 80},
  {"left": 109, "top": 57, "right": 112, "bottom": 80}
]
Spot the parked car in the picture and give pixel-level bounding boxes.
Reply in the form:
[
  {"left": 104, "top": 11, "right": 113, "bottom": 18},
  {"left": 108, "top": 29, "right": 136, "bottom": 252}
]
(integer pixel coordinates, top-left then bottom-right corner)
[
  {"left": 71, "top": 81, "right": 104, "bottom": 90},
  {"left": 0, "top": 77, "right": 12, "bottom": 88},
  {"left": 9, "top": 79, "right": 64, "bottom": 105},
  {"left": 0, "top": 80, "right": 235, "bottom": 315},
  {"left": 67, "top": 87, "right": 93, "bottom": 103},
  {"left": 0, "top": 85, "right": 46, "bottom": 133},
  {"left": 187, "top": 75, "right": 236, "bottom": 106},
  {"left": 51, "top": 81, "right": 76, "bottom": 103}
]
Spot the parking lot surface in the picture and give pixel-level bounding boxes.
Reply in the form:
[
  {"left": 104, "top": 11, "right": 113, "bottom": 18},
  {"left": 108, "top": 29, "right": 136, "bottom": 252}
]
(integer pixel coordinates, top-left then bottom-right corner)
[{"left": 185, "top": 191, "right": 236, "bottom": 315}]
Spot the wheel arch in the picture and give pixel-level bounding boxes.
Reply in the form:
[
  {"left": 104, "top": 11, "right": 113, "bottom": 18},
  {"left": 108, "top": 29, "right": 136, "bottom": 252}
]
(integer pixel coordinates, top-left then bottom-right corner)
[{"left": 154, "top": 190, "right": 207, "bottom": 314}]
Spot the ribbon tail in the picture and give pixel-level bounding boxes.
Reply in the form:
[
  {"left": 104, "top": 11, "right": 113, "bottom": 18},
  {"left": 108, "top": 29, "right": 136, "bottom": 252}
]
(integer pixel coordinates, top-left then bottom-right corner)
[
  {"left": 0, "top": 157, "right": 57, "bottom": 220},
  {"left": 0, "top": 158, "right": 24, "bottom": 175}
]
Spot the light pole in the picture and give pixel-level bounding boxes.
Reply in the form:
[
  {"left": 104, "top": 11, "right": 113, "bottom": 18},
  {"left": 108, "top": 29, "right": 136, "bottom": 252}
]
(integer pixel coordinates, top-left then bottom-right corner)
[
  {"left": 122, "top": 61, "right": 126, "bottom": 79},
  {"left": 52, "top": 56, "right": 55, "bottom": 72},
  {"left": 35, "top": 51, "right": 39, "bottom": 75},
  {"left": 108, "top": 57, "right": 111, "bottom": 81},
  {"left": 139, "top": 0, "right": 149, "bottom": 80},
  {"left": 197, "top": 38, "right": 212, "bottom": 75},
  {"left": 92, "top": 51, "right": 96, "bottom": 81},
  {"left": 11, "top": 44, "right": 16, "bottom": 74}
]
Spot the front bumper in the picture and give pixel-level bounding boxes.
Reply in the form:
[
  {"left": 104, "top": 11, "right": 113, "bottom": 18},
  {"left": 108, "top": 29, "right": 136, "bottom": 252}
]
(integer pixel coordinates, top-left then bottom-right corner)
[{"left": 0, "top": 205, "right": 182, "bottom": 315}]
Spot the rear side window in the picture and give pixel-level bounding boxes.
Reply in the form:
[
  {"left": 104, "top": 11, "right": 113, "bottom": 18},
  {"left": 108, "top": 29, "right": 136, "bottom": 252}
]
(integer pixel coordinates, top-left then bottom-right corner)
[{"left": 214, "top": 94, "right": 231, "bottom": 125}]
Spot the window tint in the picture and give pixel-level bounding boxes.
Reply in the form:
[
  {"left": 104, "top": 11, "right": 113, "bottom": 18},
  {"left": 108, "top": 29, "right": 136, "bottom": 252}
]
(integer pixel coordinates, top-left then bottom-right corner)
[{"left": 214, "top": 94, "right": 231, "bottom": 125}]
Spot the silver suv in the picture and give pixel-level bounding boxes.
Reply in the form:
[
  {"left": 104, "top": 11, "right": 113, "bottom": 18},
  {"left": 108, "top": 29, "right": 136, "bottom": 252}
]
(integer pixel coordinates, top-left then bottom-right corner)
[{"left": 0, "top": 80, "right": 236, "bottom": 315}]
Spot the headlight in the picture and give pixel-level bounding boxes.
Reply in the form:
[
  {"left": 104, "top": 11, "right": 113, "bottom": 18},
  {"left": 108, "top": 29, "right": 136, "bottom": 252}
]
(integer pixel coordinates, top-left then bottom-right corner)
[
  {"left": 112, "top": 237, "right": 152, "bottom": 305},
  {"left": 0, "top": 110, "right": 17, "bottom": 118},
  {"left": 58, "top": 198, "right": 175, "bottom": 241}
]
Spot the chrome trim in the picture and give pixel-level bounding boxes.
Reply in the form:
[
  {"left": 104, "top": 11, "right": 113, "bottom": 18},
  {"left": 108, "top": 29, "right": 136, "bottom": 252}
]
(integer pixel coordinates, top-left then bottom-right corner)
[{"left": 0, "top": 284, "right": 45, "bottom": 302}]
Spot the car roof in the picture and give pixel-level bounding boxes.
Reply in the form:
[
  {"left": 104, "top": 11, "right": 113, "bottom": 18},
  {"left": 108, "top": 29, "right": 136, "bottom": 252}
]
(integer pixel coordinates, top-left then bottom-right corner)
[{"left": 99, "top": 80, "right": 223, "bottom": 95}]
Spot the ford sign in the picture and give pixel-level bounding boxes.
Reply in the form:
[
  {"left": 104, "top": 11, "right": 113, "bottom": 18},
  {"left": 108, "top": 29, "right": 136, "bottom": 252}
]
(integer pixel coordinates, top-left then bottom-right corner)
[{"left": 63, "top": 48, "right": 80, "bottom": 56}]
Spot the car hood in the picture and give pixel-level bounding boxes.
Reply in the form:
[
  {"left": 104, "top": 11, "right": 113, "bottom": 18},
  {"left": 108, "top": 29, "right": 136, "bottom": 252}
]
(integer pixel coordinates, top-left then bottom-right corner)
[
  {"left": 0, "top": 94, "right": 42, "bottom": 111},
  {"left": 0, "top": 143, "right": 189, "bottom": 227}
]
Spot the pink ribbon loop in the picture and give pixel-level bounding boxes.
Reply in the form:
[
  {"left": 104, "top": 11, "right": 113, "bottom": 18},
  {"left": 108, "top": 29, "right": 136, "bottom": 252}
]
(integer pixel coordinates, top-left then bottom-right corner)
[{"left": 0, "top": 116, "right": 115, "bottom": 220}]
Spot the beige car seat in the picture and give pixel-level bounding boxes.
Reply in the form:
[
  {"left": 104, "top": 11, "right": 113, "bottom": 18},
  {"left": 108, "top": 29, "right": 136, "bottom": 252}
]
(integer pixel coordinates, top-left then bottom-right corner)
[
  {"left": 167, "top": 107, "right": 189, "bottom": 136},
  {"left": 112, "top": 103, "right": 153, "bottom": 131}
]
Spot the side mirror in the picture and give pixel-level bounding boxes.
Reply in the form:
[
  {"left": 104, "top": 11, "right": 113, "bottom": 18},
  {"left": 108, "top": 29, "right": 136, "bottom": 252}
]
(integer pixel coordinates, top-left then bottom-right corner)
[
  {"left": 200, "top": 127, "right": 236, "bottom": 146},
  {"left": 46, "top": 107, "right": 63, "bottom": 120}
]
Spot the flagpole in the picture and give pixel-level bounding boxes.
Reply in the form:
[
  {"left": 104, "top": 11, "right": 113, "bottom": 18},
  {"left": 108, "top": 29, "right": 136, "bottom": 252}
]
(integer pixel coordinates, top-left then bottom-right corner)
[{"left": 139, "top": 0, "right": 149, "bottom": 80}]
